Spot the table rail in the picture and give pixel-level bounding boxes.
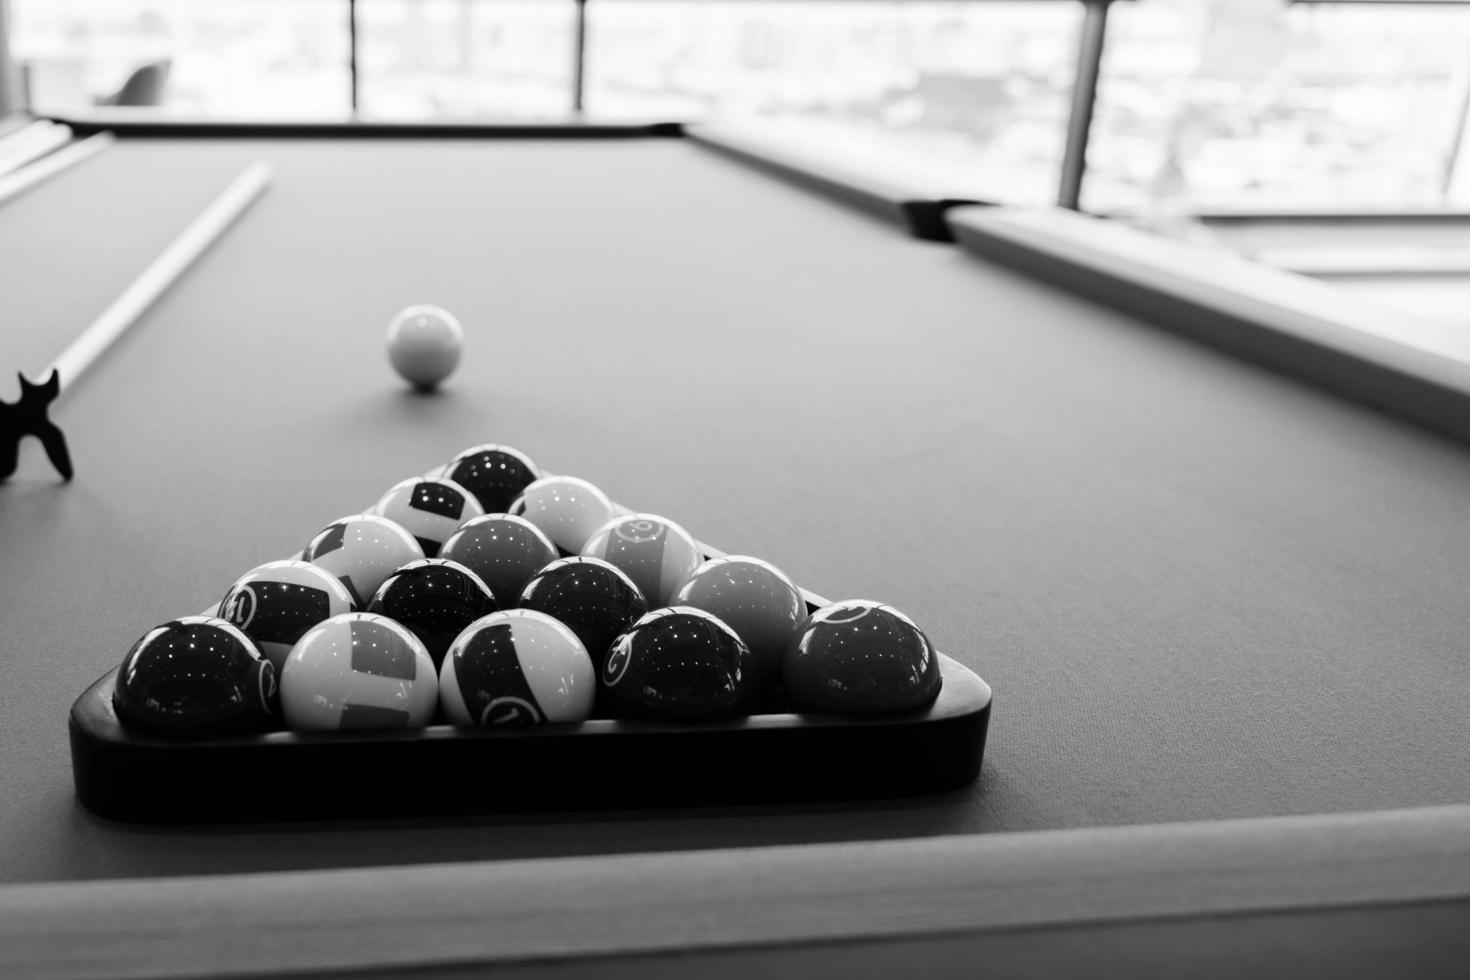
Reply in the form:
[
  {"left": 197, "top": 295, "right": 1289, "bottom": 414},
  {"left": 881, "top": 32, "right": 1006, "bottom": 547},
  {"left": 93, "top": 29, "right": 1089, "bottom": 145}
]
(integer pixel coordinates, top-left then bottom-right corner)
[{"left": 2, "top": 805, "right": 1467, "bottom": 978}]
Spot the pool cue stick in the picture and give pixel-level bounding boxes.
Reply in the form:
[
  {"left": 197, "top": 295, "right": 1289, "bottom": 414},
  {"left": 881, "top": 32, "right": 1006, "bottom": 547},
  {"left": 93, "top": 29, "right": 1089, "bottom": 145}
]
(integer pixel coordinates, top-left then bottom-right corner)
[
  {"left": 0, "top": 130, "right": 110, "bottom": 208},
  {"left": 0, "top": 116, "right": 53, "bottom": 151},
  {"left": 47, "top": 161, "right": 272, "bottom": 394},
  {"left": 0, "top": 120, "right": 67, "bottom": 173},
  {"left": 0, "top": 118, "right": 57, "bottom": 163},
  {"left": 0, "top": 119, "right": 67, "bottom": 176},
  {"left": 0, "top": 134, "right": 69, "bottom": 179}
]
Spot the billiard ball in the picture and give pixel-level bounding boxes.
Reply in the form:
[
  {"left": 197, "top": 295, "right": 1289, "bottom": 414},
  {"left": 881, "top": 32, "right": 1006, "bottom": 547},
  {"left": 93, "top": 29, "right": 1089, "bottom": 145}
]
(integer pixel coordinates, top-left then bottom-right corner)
[
  {"left": 783, "top": 600, "right": 942, "bottom": 715},
  {"left": 386, "top": 304, "right": 463, "bottom": 391},
  {"left": 518, "top": 556, "right": 648, "bottom": 669},
  {"left": 439, "top": 513, "right": 559, "bottom": 607},
  {"left": 364, "top": 558, "right": 498, "bottom": 669},
  {"left": 280, "top": 612, "right": 438, "bottom": 731},
  {"left": 302, "top": 513, "right": 425, "bottom": 608},
  {"left": 439, "top": 609, "right": 594, "bottom": 727},
  {"left": 580, "top": 513, "right": 702, "bottom": 608},
  {"left": 113, "top": 616, "right": 277, "bottom": 736},
  {"left": 601, "top": 607, "right": 756, "bottom": 720},
  {"left": 673, "top": 556, "right": 806, "bottom": 689},
  {"left": 374, "top": 476, "right": 483, "bottom": 557},
  {"left": 444, "top": 444, "right": 541, "bottom": 513},
  {"left": 508, "top": 475, "right": 616, "bottom": 554},
  {"left": 218, "top": 560, "right": 354, "bottom": 672}
]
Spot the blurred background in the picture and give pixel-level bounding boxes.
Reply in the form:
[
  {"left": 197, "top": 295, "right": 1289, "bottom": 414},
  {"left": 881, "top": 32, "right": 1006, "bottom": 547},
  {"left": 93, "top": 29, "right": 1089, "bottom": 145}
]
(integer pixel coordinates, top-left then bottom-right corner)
[{"left": 9, "top": 0, "right": 1470, "bottom": 216}]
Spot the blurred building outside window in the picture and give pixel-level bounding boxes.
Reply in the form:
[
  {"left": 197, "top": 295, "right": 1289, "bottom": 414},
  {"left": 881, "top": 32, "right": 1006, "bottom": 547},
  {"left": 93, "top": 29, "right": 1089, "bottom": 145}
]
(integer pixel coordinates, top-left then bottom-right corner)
[
  {"left": 582, "top": 1, "right": 1080, "bottom": 205},
  {"left": 358, "top": 0, "right": 573, "bottom": 119},
  {"left": 9, "top": 0, "right": 1470, "bottom": 214},
  {"left": 12, "top": 0, "right": 350, "bottom": 118},
  {"left": 1090, "top": 0, "right": 1470, "bottom": 215}
]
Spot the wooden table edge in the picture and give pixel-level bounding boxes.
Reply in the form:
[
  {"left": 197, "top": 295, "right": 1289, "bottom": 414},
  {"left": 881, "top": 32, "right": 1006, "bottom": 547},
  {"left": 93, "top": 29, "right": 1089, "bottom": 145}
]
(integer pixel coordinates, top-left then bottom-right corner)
[{"left": 2, "top": 803, "right": 1467, "bottom": 979}]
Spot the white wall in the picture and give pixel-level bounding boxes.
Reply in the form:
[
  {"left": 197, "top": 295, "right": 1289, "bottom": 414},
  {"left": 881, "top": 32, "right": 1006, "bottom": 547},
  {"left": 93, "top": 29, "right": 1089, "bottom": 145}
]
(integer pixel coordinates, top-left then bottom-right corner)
[{"left": 0, "top": 0, "right": 18, "bottom": 115}]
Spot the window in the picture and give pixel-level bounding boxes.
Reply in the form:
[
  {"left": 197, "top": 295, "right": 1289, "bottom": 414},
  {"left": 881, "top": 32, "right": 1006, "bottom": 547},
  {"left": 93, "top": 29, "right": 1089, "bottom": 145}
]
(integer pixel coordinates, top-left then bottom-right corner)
[
  {"left": 357, "top": 0, "right": 574, "bottom": 120},
  {"left": 12, "top": 0, "right": 350, "bottom": 118},
  {"left": 586, "top": 1, "right": 1084, "bottom": 204},
  {"left": 1088, "top": 0, "right": 1470, "bottom": 213}
]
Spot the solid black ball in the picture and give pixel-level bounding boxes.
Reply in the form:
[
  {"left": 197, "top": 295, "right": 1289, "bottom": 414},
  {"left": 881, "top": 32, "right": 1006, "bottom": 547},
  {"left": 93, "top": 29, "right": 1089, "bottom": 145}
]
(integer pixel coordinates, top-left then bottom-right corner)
[
  {"left": 601, "top": 607, "right": 756, "bottom": 720},
  {"left": 113, "top": 616, "right": 277, "bottom": 736},
  {"left": 783, "top": 600, "right": 942, "bottom": 715},
  {"left": 365, "top": 558, "right": 499, "bottom": 669},
  {"left": 519, "top": 556, "right": 649, "bottom": 669},
  {"left": 445, "top": 444, "right": 541, "bottom": 514}
]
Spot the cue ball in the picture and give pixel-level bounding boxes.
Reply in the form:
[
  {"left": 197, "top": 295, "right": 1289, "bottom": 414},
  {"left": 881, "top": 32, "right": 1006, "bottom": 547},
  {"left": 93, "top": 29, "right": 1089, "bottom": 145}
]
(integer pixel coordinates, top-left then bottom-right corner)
[
  {"left": 673, "top": 556, "right": 806, "bottom": 690},
  {"left": 782, "top": 600, "right": 942, "bottom": 715},
  {"left": 601, "top": 607, "right": 756, "bottom": 720},
  {"left": 113, "top": 616, "right": 276, "bottom": 736},
  {"left": 580, "top": 513, "right": 703, "bottom": 608},
  {"left": 444, "top": 444, "right": 542, "bottom": 513},
  {"left": 386, "top": 304, "right": 463, "bottom": 391},
  {"left": 217, "top": 560, "right": 355, "bottom": 673},
  {"left": 439, "top": 609, "right": 595, "bottom": 727},
  {"left": 302, "top": 513, "right": 426, "bottom": 608},
  {"left": 518, "top": 556, "right": 649, "bottom": 670},
  {"left": 364, "top": 558, "right": 498, "bottom": 669},
  {"left": 508, "top": 475, "right": 617, "bottom": 555},
  {"left": 374, "top": 476, "right": 484, "bottom": 558},
  {"left": 439, "top": 513, "right": 559, "bottom": 607},
  {"left": 280, "top": 612, "right": 438, "bottom": 731}
]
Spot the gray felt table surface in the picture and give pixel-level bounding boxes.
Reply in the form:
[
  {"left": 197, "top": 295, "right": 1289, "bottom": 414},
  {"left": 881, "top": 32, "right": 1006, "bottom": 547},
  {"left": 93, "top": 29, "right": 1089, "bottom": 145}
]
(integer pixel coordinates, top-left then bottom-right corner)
[{"left": 1, "top": 138, "right": 1468, "bottom": 884}]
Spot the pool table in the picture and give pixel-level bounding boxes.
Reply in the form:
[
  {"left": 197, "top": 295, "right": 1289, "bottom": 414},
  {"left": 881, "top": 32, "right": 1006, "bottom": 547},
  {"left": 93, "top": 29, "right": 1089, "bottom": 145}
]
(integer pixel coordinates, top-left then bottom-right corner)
[{"left": 0, "top": 122, "right": 1467, "bottom": 977}]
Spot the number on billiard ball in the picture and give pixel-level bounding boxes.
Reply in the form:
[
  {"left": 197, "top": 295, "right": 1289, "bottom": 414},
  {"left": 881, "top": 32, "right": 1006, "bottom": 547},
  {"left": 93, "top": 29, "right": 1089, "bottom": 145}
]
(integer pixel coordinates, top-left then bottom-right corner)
[
  {"left": 217, "top": 560, "right": 354, "bottom": 673},
  {"left": 580, "top": 513, "right": 703, "bottom": 608},
  {"left": 439, "top": 609, "right": 594, "bottom": 728}
]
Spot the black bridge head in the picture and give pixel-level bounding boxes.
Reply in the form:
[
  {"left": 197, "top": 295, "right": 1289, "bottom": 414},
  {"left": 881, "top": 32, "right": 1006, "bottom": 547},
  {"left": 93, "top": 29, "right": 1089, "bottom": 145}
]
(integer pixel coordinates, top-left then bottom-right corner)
[
  {"left": 15, "top": 369, "right": 61, "bottom": 400},
  {"left": 0, "top": 369, "right": 73, "bottom": 482}
]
